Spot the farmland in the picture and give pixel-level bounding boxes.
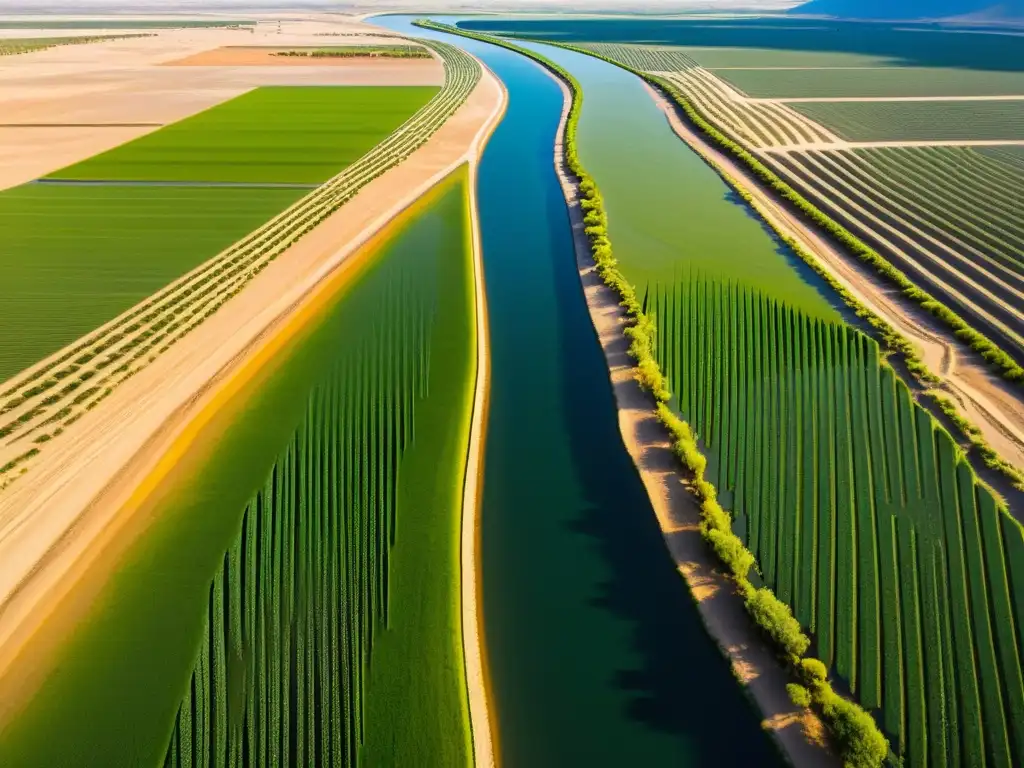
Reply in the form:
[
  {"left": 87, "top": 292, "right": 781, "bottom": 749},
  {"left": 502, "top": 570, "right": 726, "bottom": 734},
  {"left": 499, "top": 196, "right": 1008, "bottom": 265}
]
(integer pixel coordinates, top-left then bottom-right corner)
[
  {"left": 0, "top": 166, "right": 478, "bottom": 768},
  {"left": 0, "top": 39, "right": 481, "bottom": 485},
  {"left": 456, "top": 19, "right": 1024, "bottom": 768},
  {"left": 789, "top": 100, "right": 1024, "bottom": 142},
  {"left": 49, "top": 86, "right": 439, "bottom": 184},
  {"left": 534, "top": 38, "right": 1024, "bottom": 378}
]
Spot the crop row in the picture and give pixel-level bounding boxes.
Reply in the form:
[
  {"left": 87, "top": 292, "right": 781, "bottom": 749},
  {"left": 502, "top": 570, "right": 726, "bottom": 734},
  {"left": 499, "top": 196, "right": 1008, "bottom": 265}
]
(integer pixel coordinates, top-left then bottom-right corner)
[
  {"left": 0, "top": 39, "right": 481, "bottom": 488},
  {"left": 765, "top": 149, "right": 1024, "bottom": 362},
  {"left": 791, "top": 100, "right": 1024, "bottom": 143},
  {"left": 651, "top": 275, "right": 1024, "bottom": 766},
  {"left": 163, "top": 259, "right": 435, "bottom": 767}
]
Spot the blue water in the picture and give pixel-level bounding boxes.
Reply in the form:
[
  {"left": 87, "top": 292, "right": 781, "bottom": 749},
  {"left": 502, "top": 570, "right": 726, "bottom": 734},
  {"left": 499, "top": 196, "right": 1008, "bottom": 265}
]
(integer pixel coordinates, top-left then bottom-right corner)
[{"left": 376, "top": 16, "right": 784, "bottom": 766}]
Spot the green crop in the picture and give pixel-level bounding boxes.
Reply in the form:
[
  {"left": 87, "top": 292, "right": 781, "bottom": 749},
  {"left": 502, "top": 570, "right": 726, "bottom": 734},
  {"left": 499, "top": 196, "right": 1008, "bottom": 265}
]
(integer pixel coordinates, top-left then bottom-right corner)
[
  {"left": 49, "top": 86, "right": 439, "bottom": 184},
  {"left": 0, "top": 169, "right": 476, "bottom": 767}
]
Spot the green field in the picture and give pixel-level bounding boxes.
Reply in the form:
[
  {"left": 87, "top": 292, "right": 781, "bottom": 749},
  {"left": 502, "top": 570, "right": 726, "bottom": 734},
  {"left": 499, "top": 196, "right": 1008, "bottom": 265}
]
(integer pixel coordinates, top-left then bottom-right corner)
[
  {"left": 714, "top": 67, "right": 1024, "bottom": 98},
  {"left": 790, "top": 100, "right": 1024, "bottom": 141},
  {"left": 0, "top": 168, "right": 476, "bottom": 767},
  {"left": 651, "top": 275, "right": 1024, "bottom": 768},
  {"left": 0, "top": 84, "right": 436, "bottom": 383},
  {"left": 50, "top": 86, "right": 439, "bottom": 184},
  {"left": 0, "top": 34, "right": 145, "bottom": 55},
  {"left": 683, "top": 47, "right": 903, "bottom": 69},
  {"left": 0, "top": 185, "right": 301, "bottom": 381}
]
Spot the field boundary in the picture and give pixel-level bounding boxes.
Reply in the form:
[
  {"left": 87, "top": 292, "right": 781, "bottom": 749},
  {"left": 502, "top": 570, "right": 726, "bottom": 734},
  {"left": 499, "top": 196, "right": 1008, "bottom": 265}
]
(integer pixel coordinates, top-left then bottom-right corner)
[{"left": 419, "top": 20, "right": 889, "bottom": 768}]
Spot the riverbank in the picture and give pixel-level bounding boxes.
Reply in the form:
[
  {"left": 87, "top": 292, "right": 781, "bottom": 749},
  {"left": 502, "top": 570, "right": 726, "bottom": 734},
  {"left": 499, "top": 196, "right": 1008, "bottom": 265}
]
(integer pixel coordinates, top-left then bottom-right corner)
[
  {"left": 547, "top": 70, "right": 840, "bottom": 768},
  {"left": 0, "top": 62, "right": 504, "bottom": 727},
  {"left": 460, "top": 65, "right": 507, "bottom": 768}
]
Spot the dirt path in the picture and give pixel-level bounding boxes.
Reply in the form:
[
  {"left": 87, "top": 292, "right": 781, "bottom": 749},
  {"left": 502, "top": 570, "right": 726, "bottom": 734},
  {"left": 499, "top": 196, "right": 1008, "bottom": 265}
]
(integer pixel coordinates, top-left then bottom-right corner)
[
  {"left": 546, "top": 73, "right": 839, "bottom": 768},
  {"left": 460, "top": 62, "right": 506, "bottom": 768},
  {"left": 642, "top": 82, "right": 1024, "bottom": 478},
  {"left": 0, "top": 65, "right": 505, "bottom": 729}
]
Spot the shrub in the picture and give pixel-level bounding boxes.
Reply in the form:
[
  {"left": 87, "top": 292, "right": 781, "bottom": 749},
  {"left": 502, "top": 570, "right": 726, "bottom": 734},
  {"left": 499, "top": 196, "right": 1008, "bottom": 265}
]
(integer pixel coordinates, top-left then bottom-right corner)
[
  {"left": 819, "top": 687, "right": 890, "bottom": 768},
  {"left": 788, "top": 683, "right": 812, "bottom": 709},
  {"left": 745, "top": 587, "right": 811, "bottom": 660}
]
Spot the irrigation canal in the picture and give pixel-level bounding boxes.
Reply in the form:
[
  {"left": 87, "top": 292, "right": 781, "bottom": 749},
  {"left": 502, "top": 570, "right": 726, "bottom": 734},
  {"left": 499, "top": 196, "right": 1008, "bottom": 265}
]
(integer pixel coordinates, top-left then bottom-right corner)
[{"left": 377, "top": 16, "right": 784, "bottom": 766}]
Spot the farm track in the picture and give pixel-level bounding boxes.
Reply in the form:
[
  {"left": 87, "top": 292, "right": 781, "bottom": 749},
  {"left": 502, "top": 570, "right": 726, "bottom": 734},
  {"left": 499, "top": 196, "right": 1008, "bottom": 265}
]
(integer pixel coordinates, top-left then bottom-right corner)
[{"left": 0, "top": 39, "right": 481, "bottom": 488}]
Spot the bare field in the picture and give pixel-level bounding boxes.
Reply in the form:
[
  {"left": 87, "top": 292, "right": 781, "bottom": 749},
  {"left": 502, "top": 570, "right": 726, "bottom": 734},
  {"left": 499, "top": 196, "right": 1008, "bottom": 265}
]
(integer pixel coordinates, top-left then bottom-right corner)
[{"left": 0, "top": 16, "right": 443, "bottom": 190}]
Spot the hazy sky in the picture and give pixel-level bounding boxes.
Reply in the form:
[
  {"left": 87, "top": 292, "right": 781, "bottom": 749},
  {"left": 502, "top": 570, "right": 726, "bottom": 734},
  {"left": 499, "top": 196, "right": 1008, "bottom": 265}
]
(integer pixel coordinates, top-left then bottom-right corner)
[{"left": 0, "top": 0, "right": 799, "bottom": 12}]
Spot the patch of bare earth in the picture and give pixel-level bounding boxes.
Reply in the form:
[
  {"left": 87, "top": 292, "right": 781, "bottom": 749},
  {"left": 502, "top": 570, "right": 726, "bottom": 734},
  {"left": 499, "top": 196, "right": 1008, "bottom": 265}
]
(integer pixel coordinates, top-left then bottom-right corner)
[
  {"left": 0, "top": 65, "right": 504, "bottom": 725},
  {"left": 0, "top": 16, "right": 442, "bottom": 190},
  {"left": 548, "top": 75, "right": 840, "bottom": 768}
]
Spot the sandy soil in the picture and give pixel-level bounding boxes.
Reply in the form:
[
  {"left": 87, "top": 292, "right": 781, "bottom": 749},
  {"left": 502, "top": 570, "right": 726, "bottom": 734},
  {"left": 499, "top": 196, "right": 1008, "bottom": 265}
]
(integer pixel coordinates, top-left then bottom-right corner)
[
  {"left": 0, "top": 17, "right": 442, "bottom": 190},
  {"left": 460, "top": 74, "right": 507, "bottom": 768},
  {"left": 0, "top": 63, "right": 505, "bottom": 729},
  {"left": 547, "top": 75, "right": 840, "bottom": 768},
  {"left": 643, "top": 83, "right": 1024, "bottom": 483}
]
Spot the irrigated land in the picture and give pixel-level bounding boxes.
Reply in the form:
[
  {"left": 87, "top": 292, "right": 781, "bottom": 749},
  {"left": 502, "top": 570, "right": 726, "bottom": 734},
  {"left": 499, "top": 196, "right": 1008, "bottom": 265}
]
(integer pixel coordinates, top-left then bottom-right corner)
[{"left": 0, "top": 29, "right": 503, "bottom": 762}]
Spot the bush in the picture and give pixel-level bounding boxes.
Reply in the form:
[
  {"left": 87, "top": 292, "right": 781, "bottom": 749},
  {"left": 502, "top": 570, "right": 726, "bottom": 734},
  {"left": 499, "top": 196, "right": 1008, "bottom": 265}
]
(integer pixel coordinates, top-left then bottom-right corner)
[
  {"left": 745, "top": 587, "right": 811, "bottom": 660},
  {"left": 788, "top": 683, "right": 812, "bottom": 709},
  {"left": 800, "top": 657, "right": 828, "bottom": 686},
  {"left": 820, "top": 687, "right": 890, "bottom": 768}
]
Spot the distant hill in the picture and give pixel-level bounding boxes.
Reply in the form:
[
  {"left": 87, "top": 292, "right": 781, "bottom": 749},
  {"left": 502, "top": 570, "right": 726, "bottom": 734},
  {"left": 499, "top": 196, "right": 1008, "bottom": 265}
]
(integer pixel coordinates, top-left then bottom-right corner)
[{"left": 794, "top": 0, "right": 1024, "bottom": 19}]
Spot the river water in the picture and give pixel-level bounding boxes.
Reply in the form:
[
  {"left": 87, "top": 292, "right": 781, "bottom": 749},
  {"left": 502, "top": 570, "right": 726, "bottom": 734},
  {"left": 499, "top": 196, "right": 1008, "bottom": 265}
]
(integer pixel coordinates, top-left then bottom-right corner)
[{"left": 376, "top": 16, "right": 784, "bottom": 766}]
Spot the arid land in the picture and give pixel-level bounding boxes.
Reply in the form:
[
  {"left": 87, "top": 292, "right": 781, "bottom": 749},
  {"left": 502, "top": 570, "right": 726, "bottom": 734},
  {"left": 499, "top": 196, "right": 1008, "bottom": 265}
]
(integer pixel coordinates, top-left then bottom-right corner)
[{"left": 0, "top": 15, "right": 442, "bottom": 191}]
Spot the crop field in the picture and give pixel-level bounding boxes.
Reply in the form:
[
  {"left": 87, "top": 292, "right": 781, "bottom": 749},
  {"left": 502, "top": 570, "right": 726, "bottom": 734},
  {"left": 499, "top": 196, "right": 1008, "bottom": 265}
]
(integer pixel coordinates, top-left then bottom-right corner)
[
  {"left": 677, "top": 47, "right": 904, "bottom": 69},
  {"left": 273, "top": 45, "right": 432, "bottom": 59},
  {"left": 163, "top": 171, "right": 476, "bottom": 768},
  {"left": 0, "top": 39, "right": 481, "bottom": 485},
  {"left": 766, "top": 148, "right": 1024, "bottom": 360},
  {"left": 50, "top": 86, "right": 440, "bottom": 184},
  {"left": 790, "top": 100, "right": 1024, "bottom": 142},
  {"left": 712, "top": 67, "right": 1024, "bottom": 99},
  {"left": 0, "top": 185, "right": 302, "bottom": 378},
  {"left": 0, "top": 168, "right": 477, "bottom": 767},
  {"left": 650, "top": 275, "right": 1024, "bottom": 768},
  {"left": 559, "top": 41, "right": 1024, "bottom": 367}
]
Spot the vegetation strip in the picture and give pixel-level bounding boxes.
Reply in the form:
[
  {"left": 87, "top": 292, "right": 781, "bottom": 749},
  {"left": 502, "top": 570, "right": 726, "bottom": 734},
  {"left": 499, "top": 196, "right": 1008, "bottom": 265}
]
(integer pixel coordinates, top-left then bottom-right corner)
[
  {"left": 547, "top": 41, "right": 1024, "bottom": 384},
  {"left": 534, "top": 42, "right": 1024, "bottom": 495},
  {"left": 419, "top": 21, "right": 889, "bottom": 768}
]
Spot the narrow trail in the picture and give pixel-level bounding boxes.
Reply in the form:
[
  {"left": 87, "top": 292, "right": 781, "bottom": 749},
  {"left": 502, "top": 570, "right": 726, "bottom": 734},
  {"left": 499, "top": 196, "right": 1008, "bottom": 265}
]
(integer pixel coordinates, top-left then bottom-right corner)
[
  {"left": 642, "top": 82, "right": 1024, "bottom": 478},
  {"left": 548, "top": 73, "right": 839, "bottom": 768}
]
